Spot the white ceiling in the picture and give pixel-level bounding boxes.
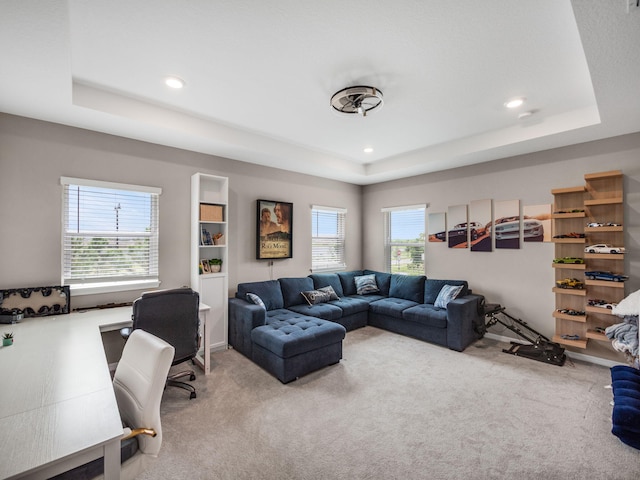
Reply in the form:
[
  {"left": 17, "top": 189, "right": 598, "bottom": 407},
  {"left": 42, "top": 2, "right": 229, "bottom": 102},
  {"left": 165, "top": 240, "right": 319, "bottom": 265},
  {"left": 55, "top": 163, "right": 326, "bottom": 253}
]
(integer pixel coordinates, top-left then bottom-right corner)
[{"left": 2, "top": 0, "right": 640, "bottom": 185}]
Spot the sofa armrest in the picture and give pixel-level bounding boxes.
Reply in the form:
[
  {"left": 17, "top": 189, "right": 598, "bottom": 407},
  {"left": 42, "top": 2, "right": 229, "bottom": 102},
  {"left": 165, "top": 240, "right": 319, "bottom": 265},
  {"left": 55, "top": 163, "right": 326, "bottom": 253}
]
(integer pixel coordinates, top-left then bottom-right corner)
[
  {"left": 446, "top": 294, "right": 485, "bottom": 351},
  {"left": 228, "top": 298, "right": 267, "bottom": 358}
]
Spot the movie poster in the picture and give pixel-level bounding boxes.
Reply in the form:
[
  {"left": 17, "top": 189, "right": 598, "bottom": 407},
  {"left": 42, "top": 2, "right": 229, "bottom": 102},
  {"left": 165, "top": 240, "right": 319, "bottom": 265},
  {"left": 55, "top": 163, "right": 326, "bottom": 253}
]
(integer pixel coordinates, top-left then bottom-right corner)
[{"left": 256, "top": 199, "right": 293, "bottom": 259}]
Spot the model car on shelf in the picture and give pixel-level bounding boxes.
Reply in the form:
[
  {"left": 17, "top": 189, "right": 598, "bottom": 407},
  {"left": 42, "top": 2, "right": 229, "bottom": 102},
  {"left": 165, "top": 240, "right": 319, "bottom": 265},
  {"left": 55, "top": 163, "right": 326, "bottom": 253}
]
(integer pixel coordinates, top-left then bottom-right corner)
[
  {"left": 587, "top": 298, "right": 618, "bottom": 309},
  {"left": 555, "top": 278, "right": 585, "bottom": 289},
  {"left": 553, "top": 232, "right": 585, "bottom": 238},
  {"left": 556, "top": 309, "right": 586, "bottom": 316},
  {"left": 552, "top": 257, "right": 584, "bottom": 264},
  {"left": 584, "top": 271, "right": 629, "bottom": 282},
  {"left": 586, "top": 222, "right": 622, "bottom": 228},
  {"left": 553, "top": 209, "right": 585, "bottom": 214},
  {"left": 584, "top": 244, "right": 625, "bottom": 254},
  {"left": 560, "top": 334, "right": 581, "bottom": 341}
]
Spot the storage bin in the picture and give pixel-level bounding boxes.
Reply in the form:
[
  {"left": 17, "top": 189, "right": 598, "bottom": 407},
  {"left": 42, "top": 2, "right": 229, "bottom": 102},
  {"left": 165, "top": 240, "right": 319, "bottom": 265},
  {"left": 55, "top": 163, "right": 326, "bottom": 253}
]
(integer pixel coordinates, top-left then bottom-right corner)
[{"left": 200, "top": 204, "right": 224, "bottom": 222}]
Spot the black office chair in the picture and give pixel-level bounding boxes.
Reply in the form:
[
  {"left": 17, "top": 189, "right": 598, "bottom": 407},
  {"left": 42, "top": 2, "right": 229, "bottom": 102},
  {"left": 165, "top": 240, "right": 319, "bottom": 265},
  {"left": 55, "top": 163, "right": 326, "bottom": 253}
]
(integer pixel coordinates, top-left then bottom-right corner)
[{"left": 122, "top": 287, "right": 200, "bottom": 399}]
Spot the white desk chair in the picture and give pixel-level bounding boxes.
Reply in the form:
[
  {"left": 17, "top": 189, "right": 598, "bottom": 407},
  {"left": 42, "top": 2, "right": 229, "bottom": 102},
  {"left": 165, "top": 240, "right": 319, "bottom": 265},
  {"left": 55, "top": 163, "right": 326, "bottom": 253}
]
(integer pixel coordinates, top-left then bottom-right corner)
[{"left": 51, "top": 329, "right": 174, "bottom": 479}]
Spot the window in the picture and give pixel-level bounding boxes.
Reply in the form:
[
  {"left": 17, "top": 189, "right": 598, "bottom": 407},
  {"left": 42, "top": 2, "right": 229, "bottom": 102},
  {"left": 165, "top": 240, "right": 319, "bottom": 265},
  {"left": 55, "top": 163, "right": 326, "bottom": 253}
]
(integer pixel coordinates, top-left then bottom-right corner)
[
  {"left": 61, "top": 177, "right": 161, "bottom": 295},
  {"left": 383, "top": 205, "right": 426, "bottom": 275},
  {"left": 311, "top": 205, "right": 346, "bottom": 272}
]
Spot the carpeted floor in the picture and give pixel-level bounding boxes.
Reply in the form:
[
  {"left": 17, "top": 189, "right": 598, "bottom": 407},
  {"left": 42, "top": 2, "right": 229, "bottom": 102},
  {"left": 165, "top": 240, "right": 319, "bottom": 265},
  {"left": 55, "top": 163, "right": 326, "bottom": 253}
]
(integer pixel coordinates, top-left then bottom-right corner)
[{"left": 138, "top": 327, "right": 639, "bottom": 480}]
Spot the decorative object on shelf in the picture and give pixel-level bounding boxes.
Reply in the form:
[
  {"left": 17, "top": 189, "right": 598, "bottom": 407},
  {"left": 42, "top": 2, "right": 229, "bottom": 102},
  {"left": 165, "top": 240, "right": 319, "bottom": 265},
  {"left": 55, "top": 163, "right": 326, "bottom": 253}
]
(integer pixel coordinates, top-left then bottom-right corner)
[
  {"left": 200, "top": 203, "right": 224, "bottom": 222},
  {"left": 213, "top": 233, "right": 224, "bottom": 245},
  {"left": 2, "top": 332, "right": 14, "bottom": 346},
  {"left": 256, "top": 199, "right": 293, "bottom": 259},
  {"left": 209, "top": 258, "right": 222, "bottom": 273}
]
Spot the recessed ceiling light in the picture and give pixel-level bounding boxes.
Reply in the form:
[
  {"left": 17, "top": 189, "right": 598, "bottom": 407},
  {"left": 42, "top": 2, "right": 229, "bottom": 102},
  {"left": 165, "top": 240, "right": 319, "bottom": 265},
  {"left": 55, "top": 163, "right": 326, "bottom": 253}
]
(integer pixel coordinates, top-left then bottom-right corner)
[
  {"left": 363, "top": 147, "right": 374, "bottom": 153},
  {"left": 505, "top": 97, "right": 525, "bottom": 109},
  {"left": 165, "top": 76, "right": 185, "bottom": 89}
]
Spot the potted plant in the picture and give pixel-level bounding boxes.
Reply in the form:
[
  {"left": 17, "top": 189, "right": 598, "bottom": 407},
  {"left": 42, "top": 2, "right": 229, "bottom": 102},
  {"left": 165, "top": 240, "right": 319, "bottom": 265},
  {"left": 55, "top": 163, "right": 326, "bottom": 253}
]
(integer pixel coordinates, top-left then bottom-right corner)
[
  {"left": 3, "top": 332, "right": 14, "bottom": 346},
  {"left": 209, "top": 258, "right": 223, "bottom": 273}
]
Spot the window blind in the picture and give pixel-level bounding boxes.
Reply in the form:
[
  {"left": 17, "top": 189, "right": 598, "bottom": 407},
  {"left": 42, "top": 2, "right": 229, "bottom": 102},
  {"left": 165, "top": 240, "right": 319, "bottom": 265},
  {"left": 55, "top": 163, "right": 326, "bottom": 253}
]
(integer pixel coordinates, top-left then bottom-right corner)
[
  {"left": 311, "top": 205, "right": 346, "bottom": 271},
  {"left": 61, "top": 177, "right": 161, "bottom": 292}
]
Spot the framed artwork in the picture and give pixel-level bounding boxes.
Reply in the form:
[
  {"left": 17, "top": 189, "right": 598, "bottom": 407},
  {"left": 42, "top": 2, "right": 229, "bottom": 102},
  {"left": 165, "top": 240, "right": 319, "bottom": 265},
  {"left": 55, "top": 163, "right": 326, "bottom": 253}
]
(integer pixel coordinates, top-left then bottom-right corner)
[
  {"left": 447, "top": 204, "right": 468, "bottom": 249},
  {"left": 523, "top": 204, "right": 551, "bottom": 242},
  {"left": 470, "top": 199, "right": 492, "bottom": 252},
  {"left": 428, "top": 212, "right": 446, "bottom": 242},
  {"left": 494, "top": 199, "right": 521, "bottom": 249},
  {"left": 256, "top": 199, "right": 293, "bottom": 259}
]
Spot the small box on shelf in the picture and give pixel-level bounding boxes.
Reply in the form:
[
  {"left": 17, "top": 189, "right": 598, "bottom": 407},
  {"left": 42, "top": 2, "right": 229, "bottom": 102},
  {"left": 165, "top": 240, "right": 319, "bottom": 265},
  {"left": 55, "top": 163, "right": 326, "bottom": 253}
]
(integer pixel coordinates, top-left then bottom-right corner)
[{"left": 200, "top": 203, "right": 224, "bottom": 222}]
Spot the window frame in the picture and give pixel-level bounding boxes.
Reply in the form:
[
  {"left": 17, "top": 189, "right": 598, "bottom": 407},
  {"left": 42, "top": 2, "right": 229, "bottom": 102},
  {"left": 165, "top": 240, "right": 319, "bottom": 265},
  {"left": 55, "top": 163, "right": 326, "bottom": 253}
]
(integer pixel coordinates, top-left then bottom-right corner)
[
  {"left": 382, "top": 204, "right": 426, "bottom": 275},
  {"left": 60, "top": 177, "right": 162, "bottom": 295},
  {"left": 311, "top": 205, "right": 347, "bottom": 272}
]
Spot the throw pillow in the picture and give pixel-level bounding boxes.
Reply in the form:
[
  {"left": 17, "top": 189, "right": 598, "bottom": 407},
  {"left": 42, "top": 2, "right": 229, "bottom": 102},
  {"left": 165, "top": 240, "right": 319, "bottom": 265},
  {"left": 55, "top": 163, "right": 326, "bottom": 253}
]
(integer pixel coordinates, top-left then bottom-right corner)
[
  {"left": 301, "top": 290, "right": 332, "bottom": 306},
  {"left": 354, "top": 274, "right": 380, "bottom": 295},
  {"left": 246, "top": 293, "right": 266, "bottom": 310},
  {"left": 434, "top": 284, "right": 464, "bottom": 309},
  {"left": 318, "top": 285, "right": 340, "bottom": 300}
]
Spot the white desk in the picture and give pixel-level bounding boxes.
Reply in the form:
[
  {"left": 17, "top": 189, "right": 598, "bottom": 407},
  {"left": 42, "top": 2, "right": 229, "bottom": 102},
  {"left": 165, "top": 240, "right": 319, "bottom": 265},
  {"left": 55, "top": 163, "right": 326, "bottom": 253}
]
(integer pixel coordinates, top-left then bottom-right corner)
[{"left": 0, "top": 304, "right": 211, "bottom": 480}]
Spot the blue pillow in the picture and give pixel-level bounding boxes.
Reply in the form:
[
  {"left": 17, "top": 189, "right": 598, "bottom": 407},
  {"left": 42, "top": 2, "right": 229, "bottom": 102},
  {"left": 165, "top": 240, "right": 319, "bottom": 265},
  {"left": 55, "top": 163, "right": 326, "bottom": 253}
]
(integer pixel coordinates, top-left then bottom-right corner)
[
  {"left": 246, "top": 293, "right": 266, "bottom": 310},
  {"left": 354, "top": 274, "right": 380, "bottom": 295},
  {"left": 434, "top": 284, "right": 464, "bottom": 309}
]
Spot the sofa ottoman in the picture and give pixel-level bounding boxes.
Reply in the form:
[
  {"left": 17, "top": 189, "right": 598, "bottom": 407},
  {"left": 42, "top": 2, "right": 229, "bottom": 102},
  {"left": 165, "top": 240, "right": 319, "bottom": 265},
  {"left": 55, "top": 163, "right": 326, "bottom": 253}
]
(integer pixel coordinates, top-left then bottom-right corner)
[{"left": 251, "top": 314, "right": 346, "bottom": 383}]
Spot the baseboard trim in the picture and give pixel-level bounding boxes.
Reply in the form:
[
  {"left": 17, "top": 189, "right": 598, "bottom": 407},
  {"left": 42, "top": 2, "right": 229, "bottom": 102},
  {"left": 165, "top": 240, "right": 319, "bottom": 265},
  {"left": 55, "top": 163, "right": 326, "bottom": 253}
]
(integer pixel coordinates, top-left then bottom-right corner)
[{"left": 483, "top": 332, "right": 624, "bottom": 368}]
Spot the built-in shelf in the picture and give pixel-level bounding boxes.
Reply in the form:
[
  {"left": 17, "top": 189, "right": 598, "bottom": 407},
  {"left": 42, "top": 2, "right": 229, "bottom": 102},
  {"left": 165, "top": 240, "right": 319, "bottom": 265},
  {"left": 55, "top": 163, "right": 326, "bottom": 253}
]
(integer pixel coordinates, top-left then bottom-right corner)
[
  {"left": 552, "top": 170, "right": 625, "bottom": 359},
  {"left": 553, "top": 311, "right": 587, "bottom": 322}
]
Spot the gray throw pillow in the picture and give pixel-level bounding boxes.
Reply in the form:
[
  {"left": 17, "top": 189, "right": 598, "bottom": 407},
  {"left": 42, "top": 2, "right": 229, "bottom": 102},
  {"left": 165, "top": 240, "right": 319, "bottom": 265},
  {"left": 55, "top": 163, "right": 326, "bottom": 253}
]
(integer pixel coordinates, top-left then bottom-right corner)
[
  {"left": 301, "top": 290, "right": 332, "bottom": 306},
  {"left": 354, "top": 274, "right": 380, "bottom": 295},
  {"left": 318, "top": 285, "right": 340, "bottom": 300},
  {"left": 246, "top": 292, "right": 266, "bottom": 310},
  {"left": 434, "top": 284, "right": 464, "bottom": 309}
]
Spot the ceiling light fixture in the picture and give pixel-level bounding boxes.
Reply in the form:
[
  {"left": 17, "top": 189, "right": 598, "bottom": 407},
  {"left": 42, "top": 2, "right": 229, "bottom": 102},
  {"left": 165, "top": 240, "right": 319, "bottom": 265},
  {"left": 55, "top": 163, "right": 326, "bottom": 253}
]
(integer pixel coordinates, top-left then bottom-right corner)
[
  {"left": 330, "top": 86, "right": 383, "bottom": 117},
  {"left": 363, "top": 147, "right": 374, "bottom": 153},
  {"left": 165, "top": 76, "right": 185, "bottom": 89},
  {"left": 505, "top": 97, "right": 525, "bottom": 109}
]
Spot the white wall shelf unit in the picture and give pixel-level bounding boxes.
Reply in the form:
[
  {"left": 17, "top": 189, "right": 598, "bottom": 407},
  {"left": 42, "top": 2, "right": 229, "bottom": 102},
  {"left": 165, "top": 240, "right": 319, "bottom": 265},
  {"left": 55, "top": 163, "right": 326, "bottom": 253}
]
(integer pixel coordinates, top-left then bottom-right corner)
[{"left": 191, "top": 173, "right": 229, "bottom": 353}]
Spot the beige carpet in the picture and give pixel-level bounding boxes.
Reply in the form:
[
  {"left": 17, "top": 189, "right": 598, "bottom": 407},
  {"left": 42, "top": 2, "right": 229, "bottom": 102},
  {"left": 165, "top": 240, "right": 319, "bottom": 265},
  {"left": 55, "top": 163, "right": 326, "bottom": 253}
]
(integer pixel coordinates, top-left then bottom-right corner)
[{"left": 138, "top": 327, "right": 639, "bottom": 480}]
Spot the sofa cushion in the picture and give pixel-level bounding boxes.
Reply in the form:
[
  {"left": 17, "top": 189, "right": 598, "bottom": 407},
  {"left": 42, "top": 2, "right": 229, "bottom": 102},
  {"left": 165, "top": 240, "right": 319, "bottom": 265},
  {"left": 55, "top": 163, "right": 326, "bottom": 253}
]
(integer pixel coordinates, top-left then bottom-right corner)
[
  {"left": 309, "top": 273, "right": 344, "bottom": 297},
  {"left": 363, "top": 270, "right": 392, "bottom": 296},
  {"left": 434, "top": 284, "right": 464, "bottom": 309},
  {"left": 424, "top": 279, "right": 469, "bottom": 305},
  {"left": 236, "top": 280, "right": 284, "bottom": 311},
  {"left": 328, "top": 296, "right": 371, "bottom": 316},
  {"left": 279, "top": 277, "right": 315, "bottom": 308},
  {"left": 354, "top": 274, "right": 380, "bottom": 295},
  {"left": 252, "top": 316, "right": 345, "bottom": 358},
  {"left": 369, "top": 297, "right": 418, "bottom": 319},
  {"left": 287, "top": 302, "right": 344, "bottom": 321},
  {"left": 389, "top": 275, "right": 425, "bottom": 303},
  {"left": 337, "top": 270, "right": 364, "bottom": 296},
  {"left": 402, "top": 304, "right": 448, "bottom": 329}
]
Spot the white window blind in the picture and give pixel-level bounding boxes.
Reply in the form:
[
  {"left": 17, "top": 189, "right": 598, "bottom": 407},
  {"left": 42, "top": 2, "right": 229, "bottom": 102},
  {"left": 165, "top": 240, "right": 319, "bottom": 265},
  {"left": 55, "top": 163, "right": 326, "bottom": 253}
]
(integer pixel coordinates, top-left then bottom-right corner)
[
  {"left": 61, "top": 177, "right": 161, "bottom": 294},
  {"left": 311, "top": 205, "right": 346, "bottom": 272},
  {"left": 383, "top": 205, "right": 426, "bottom": 275}
]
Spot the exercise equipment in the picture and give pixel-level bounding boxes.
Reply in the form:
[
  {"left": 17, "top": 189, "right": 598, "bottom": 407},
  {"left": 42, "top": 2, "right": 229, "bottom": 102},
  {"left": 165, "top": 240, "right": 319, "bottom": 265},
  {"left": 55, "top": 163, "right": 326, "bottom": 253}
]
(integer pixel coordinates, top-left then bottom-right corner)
[{"left": 483, "top": 303, "right": 566, "bottom": 366}]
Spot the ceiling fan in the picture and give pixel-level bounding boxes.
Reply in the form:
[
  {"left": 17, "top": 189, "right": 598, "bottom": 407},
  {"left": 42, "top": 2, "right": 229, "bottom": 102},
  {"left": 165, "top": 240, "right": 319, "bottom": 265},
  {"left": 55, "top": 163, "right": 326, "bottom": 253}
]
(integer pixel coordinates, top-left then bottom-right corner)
[{"left": 330, "top": 86, "right": 384, "bottom": 117}]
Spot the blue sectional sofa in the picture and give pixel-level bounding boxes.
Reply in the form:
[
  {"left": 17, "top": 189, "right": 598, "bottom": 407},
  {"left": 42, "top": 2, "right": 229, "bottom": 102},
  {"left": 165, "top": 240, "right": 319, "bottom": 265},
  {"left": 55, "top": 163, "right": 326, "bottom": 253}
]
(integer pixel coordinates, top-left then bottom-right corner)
[{"left": 228, "top": 270, "right": 485, "bottom": 383}]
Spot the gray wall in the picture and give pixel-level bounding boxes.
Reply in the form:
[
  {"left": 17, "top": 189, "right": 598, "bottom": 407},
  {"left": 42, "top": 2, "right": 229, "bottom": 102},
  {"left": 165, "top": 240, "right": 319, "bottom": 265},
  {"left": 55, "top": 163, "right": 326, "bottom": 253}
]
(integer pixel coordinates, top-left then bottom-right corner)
[
  {"left": 362, "top": 134, "right": 640, "bottom": 340},
  {"left": 2, "top": 112, "right": 639, "bottom": 346},
  {"left": 0, "top": 113, "right": 362, "bottom": 309}
]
